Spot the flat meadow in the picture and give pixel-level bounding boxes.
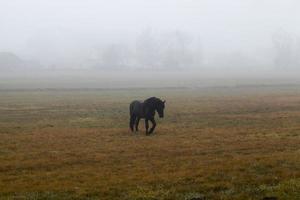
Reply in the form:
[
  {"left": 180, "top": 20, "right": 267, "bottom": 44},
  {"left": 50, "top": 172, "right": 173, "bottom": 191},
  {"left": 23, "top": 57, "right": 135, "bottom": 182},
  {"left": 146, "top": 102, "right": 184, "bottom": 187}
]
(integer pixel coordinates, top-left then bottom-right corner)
[{"left": 0, "top": 86, "right": 299, "bottom": 200}]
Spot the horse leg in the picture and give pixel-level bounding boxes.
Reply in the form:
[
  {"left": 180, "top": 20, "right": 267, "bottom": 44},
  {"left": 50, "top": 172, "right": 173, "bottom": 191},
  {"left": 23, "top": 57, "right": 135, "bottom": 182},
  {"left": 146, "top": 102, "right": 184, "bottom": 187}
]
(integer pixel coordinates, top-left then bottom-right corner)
[
  {"left": 145, "top": 119, "right": 149, "bottom": 135},
  {"left": 135, "top": 117, "right": 140, "bottom": 132},
  {"left": 130, "top": 114, "right": 136, "bottom": 132},
  {"left": 149, "top": 118, "right": 156, "bottom": 134}
]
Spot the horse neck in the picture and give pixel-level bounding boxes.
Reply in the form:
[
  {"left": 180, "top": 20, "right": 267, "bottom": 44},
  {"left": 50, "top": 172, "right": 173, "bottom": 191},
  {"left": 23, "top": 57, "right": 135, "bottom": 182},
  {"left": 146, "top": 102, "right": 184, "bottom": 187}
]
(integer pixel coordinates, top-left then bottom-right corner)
[{"left": 144, "top": 98, "right": 158, "bottom": 111}]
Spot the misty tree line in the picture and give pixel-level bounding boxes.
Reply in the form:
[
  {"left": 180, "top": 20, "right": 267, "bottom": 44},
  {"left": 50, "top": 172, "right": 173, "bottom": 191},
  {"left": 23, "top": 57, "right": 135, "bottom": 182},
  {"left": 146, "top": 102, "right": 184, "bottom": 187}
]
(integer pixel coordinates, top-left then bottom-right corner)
[
  {"left": 1, "top": 30, "right": 300, "bottom": 71},
  {"left": 71, "top": 30, "right": 300, "bottom": 71},
  {"left": 88, "top": 30, "right": 202, "bottom": 70},
  {"left": 272, "top": 30, "right": 300, "bottom": 70}
]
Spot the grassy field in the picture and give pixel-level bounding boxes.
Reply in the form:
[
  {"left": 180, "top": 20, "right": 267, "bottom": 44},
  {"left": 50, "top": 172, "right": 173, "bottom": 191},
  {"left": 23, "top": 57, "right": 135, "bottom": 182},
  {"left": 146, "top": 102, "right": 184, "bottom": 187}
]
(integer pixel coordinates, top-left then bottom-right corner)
[{"left": 0, "top": 86, "right": 299, "bottom": 200}]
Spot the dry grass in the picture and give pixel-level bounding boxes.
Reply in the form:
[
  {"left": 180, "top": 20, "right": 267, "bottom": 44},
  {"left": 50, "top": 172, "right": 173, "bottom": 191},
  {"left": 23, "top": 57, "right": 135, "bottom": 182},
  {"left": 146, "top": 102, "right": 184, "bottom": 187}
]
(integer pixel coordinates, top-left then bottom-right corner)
[{"left": 0, "top": 87, "right": 300, "bottom": 200}]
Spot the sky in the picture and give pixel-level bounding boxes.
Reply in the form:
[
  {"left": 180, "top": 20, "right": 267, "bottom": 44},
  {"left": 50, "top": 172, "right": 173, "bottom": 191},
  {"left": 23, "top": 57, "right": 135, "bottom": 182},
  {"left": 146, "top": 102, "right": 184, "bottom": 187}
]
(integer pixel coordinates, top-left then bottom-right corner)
[{"left": 0, "top": 0, "right": 300, "bottom": 83}]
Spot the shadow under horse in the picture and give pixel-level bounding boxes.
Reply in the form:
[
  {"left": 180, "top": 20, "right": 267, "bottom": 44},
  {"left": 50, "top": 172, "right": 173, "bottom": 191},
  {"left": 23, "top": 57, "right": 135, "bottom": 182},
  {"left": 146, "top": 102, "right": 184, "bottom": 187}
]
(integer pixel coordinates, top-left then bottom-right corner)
[{"left": 129, "top": 97, "right": 165, "bottom": 135}]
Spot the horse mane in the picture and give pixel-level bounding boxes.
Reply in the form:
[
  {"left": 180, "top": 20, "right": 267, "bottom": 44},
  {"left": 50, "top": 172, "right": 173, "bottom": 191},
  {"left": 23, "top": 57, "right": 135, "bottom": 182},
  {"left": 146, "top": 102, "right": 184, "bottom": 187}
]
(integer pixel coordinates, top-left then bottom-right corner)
[
  {"left": 144, "top": 96, "right": 158, "bottom": 101},
  {"left": 144, "top": 97, "right": 161, "bottom": 104},
  {"left": 143, "top": 97, "right": 162, "bottom": 109}
]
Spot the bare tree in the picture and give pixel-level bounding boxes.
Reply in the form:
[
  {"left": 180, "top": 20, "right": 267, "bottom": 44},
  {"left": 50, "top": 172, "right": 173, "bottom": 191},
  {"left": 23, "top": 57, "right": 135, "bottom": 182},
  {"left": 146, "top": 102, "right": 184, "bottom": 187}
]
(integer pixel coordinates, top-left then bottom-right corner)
[
  {"left": 135, "top": 29, "right": 160, "bottom": 69},
  {"left": 272, "top": 30, "right": 293, "bottom": 70},
  {"left": 161, "top": 31, "right": 194, "bottom": 70},
  {"left": 97, "top": 44, "right": 130, "bottom": 70}
]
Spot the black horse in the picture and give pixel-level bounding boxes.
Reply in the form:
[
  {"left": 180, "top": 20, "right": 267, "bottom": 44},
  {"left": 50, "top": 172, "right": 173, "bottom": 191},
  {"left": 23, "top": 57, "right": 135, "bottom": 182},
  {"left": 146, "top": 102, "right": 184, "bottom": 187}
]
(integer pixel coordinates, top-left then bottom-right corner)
[{"left": 129, "top": 97, "right": 165, "bottom": 135}]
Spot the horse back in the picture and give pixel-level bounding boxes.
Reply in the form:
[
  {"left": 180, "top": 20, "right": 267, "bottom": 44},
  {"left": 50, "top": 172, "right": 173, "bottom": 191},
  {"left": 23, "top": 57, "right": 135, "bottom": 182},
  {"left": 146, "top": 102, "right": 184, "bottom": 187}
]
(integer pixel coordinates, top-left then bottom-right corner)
[{"left": 130, "top": 101, "right": 144, "bottom": 117}]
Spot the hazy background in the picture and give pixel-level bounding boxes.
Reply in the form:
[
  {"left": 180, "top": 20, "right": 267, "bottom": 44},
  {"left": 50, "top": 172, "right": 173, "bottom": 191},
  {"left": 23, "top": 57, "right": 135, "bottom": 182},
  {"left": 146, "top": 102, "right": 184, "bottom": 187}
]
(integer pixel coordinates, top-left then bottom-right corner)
[{"left": 1, "top": 0, "right": 300, "bottom": 89}]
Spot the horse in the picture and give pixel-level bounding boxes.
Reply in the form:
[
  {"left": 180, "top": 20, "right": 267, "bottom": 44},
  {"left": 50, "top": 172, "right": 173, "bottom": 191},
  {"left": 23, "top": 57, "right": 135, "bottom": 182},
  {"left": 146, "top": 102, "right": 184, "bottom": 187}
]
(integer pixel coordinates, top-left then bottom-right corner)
[{"left": 129, "top": 97, "right": 165, "bottom": 135}]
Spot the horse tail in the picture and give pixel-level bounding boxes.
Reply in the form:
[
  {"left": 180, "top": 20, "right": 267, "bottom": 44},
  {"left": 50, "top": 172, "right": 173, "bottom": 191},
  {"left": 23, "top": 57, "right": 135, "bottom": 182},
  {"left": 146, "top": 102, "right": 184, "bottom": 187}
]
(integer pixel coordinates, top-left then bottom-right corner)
[
  {"left": 129, "top": 102, "right": 134, "bottom": 117},
  {"left": 129, "top": 102, "right": 136, "bottom": 132},
  {"left": 129, "top": 114, "right": 136, "bottom": 132}
]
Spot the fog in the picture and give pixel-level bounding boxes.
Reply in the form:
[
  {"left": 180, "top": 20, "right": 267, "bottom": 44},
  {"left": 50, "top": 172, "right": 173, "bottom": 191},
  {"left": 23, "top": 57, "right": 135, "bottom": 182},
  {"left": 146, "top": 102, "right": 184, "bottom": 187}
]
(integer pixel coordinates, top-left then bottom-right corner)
[{"left": 1, "top": 0, "right": 300, "bottom": 89}]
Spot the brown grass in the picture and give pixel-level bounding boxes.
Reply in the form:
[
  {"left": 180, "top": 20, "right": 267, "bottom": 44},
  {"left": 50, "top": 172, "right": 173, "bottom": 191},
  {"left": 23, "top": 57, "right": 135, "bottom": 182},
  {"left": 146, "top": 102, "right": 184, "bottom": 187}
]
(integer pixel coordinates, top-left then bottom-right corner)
[{"left": 0, "top": 87, "right": 299, "bottom": 199}]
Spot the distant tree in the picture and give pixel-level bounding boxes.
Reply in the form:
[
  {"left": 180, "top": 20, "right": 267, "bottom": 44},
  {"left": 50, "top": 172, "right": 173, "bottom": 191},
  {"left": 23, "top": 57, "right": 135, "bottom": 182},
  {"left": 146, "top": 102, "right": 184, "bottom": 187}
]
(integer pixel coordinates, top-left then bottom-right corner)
[
  {"left": 97, "top": 44, "right": 130, "bottom": 70},
  {"left": 161, "top": 31, "right": 194, "bottom": 70},
  {"left": 272, "top": 30, "right": 294, "bottom": 70},
  {"left": 294, "top": 36, "right": 300, "bottom": 67},
  {"left": 135, "top": 29, "right": 160, "bottom": 69},
  {"left": 0, "top": 52, "right": 42, "bottom": 71},
  {"left": 191, "top": 37, "right": 202, "bottom": 69},
  {"left": 0, "top": 52, "right": 23, "bottom": 70}
]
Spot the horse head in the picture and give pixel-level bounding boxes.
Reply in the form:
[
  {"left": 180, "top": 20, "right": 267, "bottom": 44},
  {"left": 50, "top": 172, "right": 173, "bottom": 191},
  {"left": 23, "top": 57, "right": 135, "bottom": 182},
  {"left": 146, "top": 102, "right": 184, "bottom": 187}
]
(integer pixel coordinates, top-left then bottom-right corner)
[{"left": 156, "top": 99, "right": 166, "bottom": 118}]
